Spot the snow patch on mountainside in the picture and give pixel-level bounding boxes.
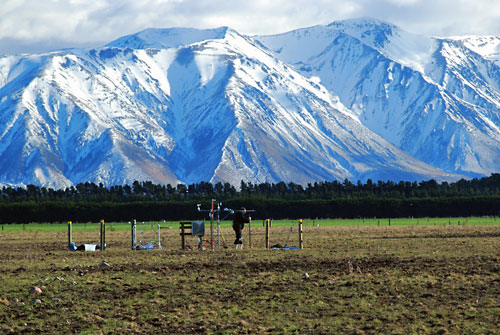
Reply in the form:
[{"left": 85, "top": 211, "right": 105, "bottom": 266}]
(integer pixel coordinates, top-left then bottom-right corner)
[
  {"left": 257, "top": 18, "right": 500, "bottom": 179},
  {"left": 329, "top": 18, "right": 438, "bottom": 74},
  {"left": 2, "top": 19, "right": 497, "bottom": 188},
  {"left": 259, "top": 17, "right": 438, "bottom": 78},
  {"left": 449, "top": 35, "right": 500, "bottom": 66},
  {"left": 107, "top": 27, "right": 230, "bottom": 49}
]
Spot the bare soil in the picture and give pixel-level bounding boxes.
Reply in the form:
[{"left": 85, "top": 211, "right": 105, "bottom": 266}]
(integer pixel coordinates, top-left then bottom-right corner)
[{"left": 1, "top": 224, "right": 500, "bottom": 334}]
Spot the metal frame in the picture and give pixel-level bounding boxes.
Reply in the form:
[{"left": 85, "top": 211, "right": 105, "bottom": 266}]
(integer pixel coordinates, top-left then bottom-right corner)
[
  {"left": 197, "top": 200, "right": 255, "bottom": 249},
  {"left": 67, "top": 220, "right": 106, "bottom": 251},
  {"left": 131, "top": 220, "right": 162, "bottom": 250}
]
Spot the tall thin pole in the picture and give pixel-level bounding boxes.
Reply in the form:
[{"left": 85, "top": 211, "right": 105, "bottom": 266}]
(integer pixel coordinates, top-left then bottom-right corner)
[
  {"left": 181, "top": 222, "right": 186, "bottom": 250},
  {"left": 248, "top": 217, "right": 252, "bottom": 249},
  {"left": 217, "top": 203, "right": 221, "bottom": 249},
  {"left": 298, "top": 219, "right": 303, "bottom": 250},
  {"left": 131, "top": 219, "right": 136, "bottom": 250},
  {"left": 67, "top": 221, "right": 72, "bottom": 248},
  {"left": 100, "top": 219, "right": 105, "bottom": 251},
  {"left": 211, "top": 199, "right": 215, "bottom": 250},
  {"left": 265, "top": 219, "right": 270, "bottom": 249},
  {"left": 157, "top": 223, "right": 162, "bottom": 249}
]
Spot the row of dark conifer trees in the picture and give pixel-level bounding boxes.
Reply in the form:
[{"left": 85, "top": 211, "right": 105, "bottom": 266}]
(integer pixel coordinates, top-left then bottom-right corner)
[
  {"left": 1, "top": 174, "right": 500, "bottom": 223},
  {"left": 2, "top": 174, "right": 500, "bottom": 202}
]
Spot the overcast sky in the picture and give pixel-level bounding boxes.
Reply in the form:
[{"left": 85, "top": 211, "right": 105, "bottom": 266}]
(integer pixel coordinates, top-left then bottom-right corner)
[{"left": 1, "top": 0, "right": 499, "bottom": 55}]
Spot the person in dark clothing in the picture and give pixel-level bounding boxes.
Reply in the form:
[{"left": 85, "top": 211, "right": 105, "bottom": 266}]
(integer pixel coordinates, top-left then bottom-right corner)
[{"left": 232, "top": 207, "right": 251, "bottom": 249}]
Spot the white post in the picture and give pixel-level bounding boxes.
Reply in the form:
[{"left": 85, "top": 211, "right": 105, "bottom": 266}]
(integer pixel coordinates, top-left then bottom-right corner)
[
  {"left": 211, "top": 199, "right": 215, "bottom": 250},
  {"left": 217, "top": 203, "right": 221, "bottom": 249},
  {"left": 157, "top": 223, "right": 162, "bottom": 249},
  {"left": 131, "top": 219, "right": 136, "bottom": 250}
]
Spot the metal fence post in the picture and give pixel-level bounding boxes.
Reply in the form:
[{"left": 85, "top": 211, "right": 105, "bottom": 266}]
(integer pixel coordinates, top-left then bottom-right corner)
[{"left": 298, "top": 219, "right": 303, "bottom": 250}]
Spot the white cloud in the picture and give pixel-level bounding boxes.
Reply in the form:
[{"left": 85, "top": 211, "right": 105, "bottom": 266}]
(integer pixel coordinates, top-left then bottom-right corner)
[{"left": 0, "top": 0, "right": 499, "bottom": 55}]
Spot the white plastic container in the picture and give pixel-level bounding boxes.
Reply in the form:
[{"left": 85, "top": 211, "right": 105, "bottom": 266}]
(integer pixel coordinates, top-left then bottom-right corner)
[{"left": 84, "top": 244, "right": 96, "bottom": 251}]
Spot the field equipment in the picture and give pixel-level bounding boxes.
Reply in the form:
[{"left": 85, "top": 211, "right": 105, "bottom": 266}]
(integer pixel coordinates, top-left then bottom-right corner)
[
  {"left": 180, "top": 221, "right": 207, "bottom": 250},
  {"left": 272, "top": 219, "right": 303, "bottom": 250},
  {"left": 197, "top": 200, "right": 255, "bottom": 249},
  {"left": 131, "top": 220, "right": 162, "bottom": 250},
  {"left": 67, "top": 220, "right": 106, "bottom": 251},
  {"left": 284, "top": 227, "right": 293, "bottom": 247}
]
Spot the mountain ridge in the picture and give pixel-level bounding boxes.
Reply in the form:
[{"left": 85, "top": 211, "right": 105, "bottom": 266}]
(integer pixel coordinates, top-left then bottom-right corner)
[
  {"left": 256, "top": 18, "right": 500, "bottom": 179},
  {"left": 2, "top": 18, "right": 497, "bottom": 188}
]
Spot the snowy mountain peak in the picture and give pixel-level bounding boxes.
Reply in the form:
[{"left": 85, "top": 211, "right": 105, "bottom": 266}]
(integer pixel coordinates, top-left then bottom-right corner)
[
  {"left": 448, "top": 35, "right": 500, "bottom": 66},
  {"left": 106, "top": 26, "right": 233, "bottom": 49},
  {"left": 257, "top": 17, "right": 436, "bottom": 75},
  {"left": 257, "top": 18, "right": 500, "bottom": 180},
  {"left": 2, "top": 19, "right": 500, "bottom": 188},
  {"left": 328, "top": 17, "right": 399, "bottom": 47},
  {"left": 328, "top": 18, "right": 436, "bottom": 74}
]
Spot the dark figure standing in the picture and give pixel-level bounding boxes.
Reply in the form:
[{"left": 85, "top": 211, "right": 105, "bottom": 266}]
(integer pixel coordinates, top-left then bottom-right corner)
[{"left": 233, "top": 207, "right": 251, "bottom": 249}]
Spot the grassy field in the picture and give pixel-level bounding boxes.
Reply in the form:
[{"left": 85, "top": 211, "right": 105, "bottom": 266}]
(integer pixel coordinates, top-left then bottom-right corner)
[
  {"left": 1, "top": 222, "right": 500, "bottom": 334},
  {"left": 2, "top": 216, "right": 499, "bottom": 233}
]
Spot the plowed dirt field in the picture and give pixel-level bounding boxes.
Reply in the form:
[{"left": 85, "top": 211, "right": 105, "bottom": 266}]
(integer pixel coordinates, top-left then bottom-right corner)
[{"left": 1, "top": 224, "right": 500, "bottom": 334}]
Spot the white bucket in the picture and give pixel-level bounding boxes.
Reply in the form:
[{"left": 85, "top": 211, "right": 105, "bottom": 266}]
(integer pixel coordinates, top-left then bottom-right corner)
[{"left": 84, "top": 244, "right": 96, "bottom": 251}]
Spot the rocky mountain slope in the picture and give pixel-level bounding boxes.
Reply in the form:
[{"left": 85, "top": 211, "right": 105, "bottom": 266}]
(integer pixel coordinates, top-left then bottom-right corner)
[
  {"left": 3, "top": 18, "right": 497, "bottom": 188},
  {"left": 257, "top": 18, "right": 500, "bottom": 179}
]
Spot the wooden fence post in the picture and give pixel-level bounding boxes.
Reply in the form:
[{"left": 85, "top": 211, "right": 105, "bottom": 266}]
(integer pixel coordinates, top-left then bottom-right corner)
[
  {"left": 180, "top": 222, "right": 192, "bottom": 250},
  {"left": 265, "top": 219, "right": 270, "bottom": 249},
  {"left": 67, "top": 221, "right": 72, "bottom": 247},
  {"left": 248, "top": 218, "right": 251, "bottom": 249},
  {"left": 298, "top": 219, "right": 303, "bottom": 250},
  {"left": 100, "top": 219, "right": 106, "bottom": 251}
]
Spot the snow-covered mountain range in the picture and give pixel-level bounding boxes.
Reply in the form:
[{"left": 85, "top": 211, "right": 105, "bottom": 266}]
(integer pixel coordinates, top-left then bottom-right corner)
[
  {"left": 257, "top": 18, "right": 500, "bottom": 179},
  {"left": 1, "top": 18, "right": 498, "bottom": 188}
]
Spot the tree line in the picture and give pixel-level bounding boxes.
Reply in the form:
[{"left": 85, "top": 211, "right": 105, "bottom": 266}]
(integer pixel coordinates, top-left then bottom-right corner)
[
  {"left": 2, "top": 174, "right": 500, "bottom": 202},
  {"left": 1, "top": 174, "right": 500, "bottom": 223}
]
